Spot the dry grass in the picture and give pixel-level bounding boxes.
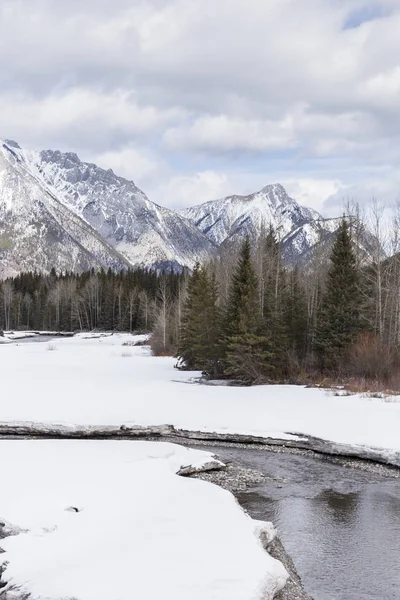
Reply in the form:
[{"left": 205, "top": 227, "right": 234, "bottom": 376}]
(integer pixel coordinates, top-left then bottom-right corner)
[
  {"left": 343, "top": 377, "right": 400, "bottom": 398},
  {"left": 149, "top": 333, "right": 176, "bottom": 357},
  {"left": 305, "top": 375, "right": 400, "bottom": 399},
  {"left": 297, "top": 371, "right": 400, "bottom": 398}
]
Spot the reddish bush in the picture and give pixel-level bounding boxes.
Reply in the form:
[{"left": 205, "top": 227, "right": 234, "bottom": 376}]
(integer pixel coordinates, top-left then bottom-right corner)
[
  {"left": 348, "top": 332, "right": 400, "bottom": 383},
  {"left": 149, "top": 330, "right": 176, "bottom": 357}
]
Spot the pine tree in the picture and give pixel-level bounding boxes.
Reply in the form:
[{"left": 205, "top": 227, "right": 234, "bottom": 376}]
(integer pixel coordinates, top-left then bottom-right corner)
[
  {"left": 285, "top": 267, "right": 308, "bottom": 358},
  {"left": 0, "top": 266, "right": 183, "bottom": 333},
  {"left": 178, "top": 264, "right": 202, "bottom": 369},
  {"left": 178, "top": 264, "right": 221, "bottom": 375},
  {"left": 224, "top": 237, "right": 260, "bottom": 337},
  {"left": 223, "top": 237, "right": 275, "bottom": 382},
  {"left": 315, "top": 219, "right": 361, "bottom": 371},
  {"left": 225, "top": 333, "right": 275, "bottom": 384}
]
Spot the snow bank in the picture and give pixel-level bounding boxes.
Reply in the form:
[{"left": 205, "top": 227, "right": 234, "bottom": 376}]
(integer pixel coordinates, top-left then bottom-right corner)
[
  {"left": 2, "top": 331, "right": 43, "bottom": 342},
  {"left": 0, "top": 440, "right": 287, "bottom": 600},
  {"left": 1, "top": 333, "right": 400, "bottom": 458},
  {"left": 2, "top": 330, "right": 74, "bottom": 341}
]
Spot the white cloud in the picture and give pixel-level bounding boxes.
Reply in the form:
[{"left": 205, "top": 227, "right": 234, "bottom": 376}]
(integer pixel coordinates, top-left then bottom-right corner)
[
  {"left": 323, "top": 170, "right": 400, "bottom": 214},
  {"left": 164, "top": 114, "right": 297, "bottom": 153},
  {"left": 283, "top": 178, "right": 347, "bottom": 213},
  {"left": 0, "top": 89, "right": 181, "bottom": 153},
  {"left": 150, "top": 171, "right": 232, "bottom": 210},
  {"left": 1, "top": 0, "right": 400, "bottom": 211},
  {"left": 91, "top": 146, "right": 161, "bottom": 182},
  {"left": 148, "top": 170, "right": 345, "bottom": 214}
]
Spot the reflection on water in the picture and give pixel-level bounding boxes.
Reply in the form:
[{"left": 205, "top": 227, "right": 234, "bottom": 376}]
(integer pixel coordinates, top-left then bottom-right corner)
[
  {"left": 203, "top": 446, "right": 400, "bottom": 600},
  {"left": 317, "top": 490, "right": 360, "bottom": 524}
]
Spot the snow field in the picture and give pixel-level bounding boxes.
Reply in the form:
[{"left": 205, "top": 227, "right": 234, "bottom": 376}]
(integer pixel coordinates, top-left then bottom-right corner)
[
  {"left": 1, "top": 333, "right": 400, "bottom": 457},
  {"left": 0, "top": 440, "right": 288, "bottom": 600}
]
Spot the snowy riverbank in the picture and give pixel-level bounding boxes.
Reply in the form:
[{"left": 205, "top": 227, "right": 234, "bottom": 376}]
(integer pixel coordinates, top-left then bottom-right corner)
[
  {"left": 0, "top": 440, "right": 288, "bottom": 600},
  {"left": 1, "top": 333, "right": 400, "bottom": 466},
  {"left": 0, "top": 330, "right": 74, "bottom": 343}
]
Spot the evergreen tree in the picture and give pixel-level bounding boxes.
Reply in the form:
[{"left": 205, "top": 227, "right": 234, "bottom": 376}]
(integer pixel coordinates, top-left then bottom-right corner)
[
  {"left": 225, "top": 333, "right": 275, "bottom": 384},
  {"left": 285, "top": 267, "right": 308, "bottom": 358},
  {"left": 178, "top": 264, "right": 221, "bottom": 375},
  {"left": 224, "top": 237, "right": 260, "bottom": 337},
  {"left": 178, "top": 264, "right": 202, "bottom": 369},
  {"left": 223, "top": 237, "right": 275, "bottom": 382},
  {"left": 315, "top": 219, "right": 362, "bottom": 371},
  {"left": 0, "top": 267, "right": 182, "bottom": 334}
]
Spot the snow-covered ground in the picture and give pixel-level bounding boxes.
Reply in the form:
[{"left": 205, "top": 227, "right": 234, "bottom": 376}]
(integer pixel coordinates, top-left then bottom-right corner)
[
  {"left": 1, "top": 333, "right": 399, "bottom": 599},
  {"left": 0, "top": 440, "right": 287, "bottom": 600},
  {"left": 1, "top": 333, "right": 400, "bottom": 459}
]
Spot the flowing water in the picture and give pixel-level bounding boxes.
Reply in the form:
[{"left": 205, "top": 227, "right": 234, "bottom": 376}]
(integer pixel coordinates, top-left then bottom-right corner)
[{"left": 201, "top": 446, "right": 400, "bottom": 600}]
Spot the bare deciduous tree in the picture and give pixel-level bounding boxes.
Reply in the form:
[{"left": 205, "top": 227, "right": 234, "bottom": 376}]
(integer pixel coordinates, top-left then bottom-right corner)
[{"left": 2, "top": 281, "right": 14, "bottom": 330}]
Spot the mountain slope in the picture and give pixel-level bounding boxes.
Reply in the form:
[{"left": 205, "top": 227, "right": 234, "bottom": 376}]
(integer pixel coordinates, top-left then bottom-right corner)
[
  {"left": 181, "top": 183, "right": 376, "bottom": 265},
  {"left": 17, "top": 144, "right": 216, "bottom": 271},
  {"left": 0, "top": 142, "right": 130, "bottom": 278},
  {"left": 0, "top": 138, "right": 379, "bottom": 277},
  {"left": 181, "top": 184, "right": 321, "bottom": 246}
]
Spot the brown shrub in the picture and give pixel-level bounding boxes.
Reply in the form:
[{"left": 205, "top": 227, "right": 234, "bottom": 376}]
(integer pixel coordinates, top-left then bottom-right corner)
[
  {"left": 149, "top": 330, "right": 176, "bottom": 357},
  {"left": 347, "top": 332, "right": 400, "bottom": 383}
]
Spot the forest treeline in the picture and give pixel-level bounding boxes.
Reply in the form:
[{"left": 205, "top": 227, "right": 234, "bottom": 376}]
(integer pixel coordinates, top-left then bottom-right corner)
[
  {"left": 0, "top": 267, "right": 185, "bottom": 334},
  {"left": 2, "top": 216, "right": 400, "bottom": 387},
  {"left": 172, "top": 219, "right": 400, "bottom": 387}
]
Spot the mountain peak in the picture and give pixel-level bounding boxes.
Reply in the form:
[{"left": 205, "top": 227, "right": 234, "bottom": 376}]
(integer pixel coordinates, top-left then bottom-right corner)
[
  {"left": 259, "top": 183, "right": 287, "bottom": 196},
  {"left": 0, "top": 138, "right": 375, "bottom": 275},
  {"left": 0, "top": 139, "right": 215, "bottom": 274},
  {"left": 181, "top": 181, "right": 323, "bottom": 249},
  {"left": 4, "top": 139, "right": 21, "bottom": 150},
  {"left": 41, "top": 149, "right": 81, "bottom": 167}
]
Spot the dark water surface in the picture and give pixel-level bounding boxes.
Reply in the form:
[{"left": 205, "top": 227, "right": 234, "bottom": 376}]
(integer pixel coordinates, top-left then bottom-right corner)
[
  {"left": 15, "top": 335, "right": 56, "bottom": 343},
  {"left": 201, "top": 446, "right": 400, "bottom": 600},
  {"left": 0, "top": 334, "right": 57, "bottom": 344}
]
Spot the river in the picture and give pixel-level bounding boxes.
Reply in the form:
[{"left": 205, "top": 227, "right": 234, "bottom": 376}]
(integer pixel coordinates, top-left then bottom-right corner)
[
  {"left": 199, "top": 445, "right": 400, "bottom": 600},
  {"left": 3, "top": 335, "right": 400, "bottom": 597}
]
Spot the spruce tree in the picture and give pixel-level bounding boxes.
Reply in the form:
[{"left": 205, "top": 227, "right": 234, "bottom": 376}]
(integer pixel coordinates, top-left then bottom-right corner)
[
  {"left": 193, "top": 270, "right": 222, "bottom": 376},
  {"left": 315, "top": 219, "right": 361, "bottom": 371},
  {"left": 225, "top": 333, "right": 276, "bottom": 384},
  {"left": 285, "top": 267, "right": 308, "bottom": 358},
  {"left": 178, "top": 264, "right": 221, "bottom": 375},
  {"left": 224, "top": 237, "right": 260, "bottom": 337},
  {"left": 224, "top": 237, "right": 275, "bottom": 382},
  {"left": 178, "top": 263, "right": 202, "bottom": 369}
]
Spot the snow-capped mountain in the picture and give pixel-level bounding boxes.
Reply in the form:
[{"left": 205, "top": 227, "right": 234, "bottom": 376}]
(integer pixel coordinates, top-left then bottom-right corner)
[
  {"left": 0, "top": 141, "right": 130, "bottom": 278},
  {"left": 0, "top": 138, "right": 378, "bottom": 277},
  {"left": 181, "top": 184, "right": 321, "bottom": 246},
  {"left": 181, "top": 183, "right": 375, "bottom": 264},
  {"left": 0, "top": 140, "right": 216, "bottom": 275}
]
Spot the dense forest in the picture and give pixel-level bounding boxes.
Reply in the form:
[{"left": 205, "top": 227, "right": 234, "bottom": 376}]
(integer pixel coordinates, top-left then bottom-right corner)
[
  {"left": 0, "top": 267, "right": 185, "bottom": 334},
  {"left": 175, "top": 219, "right": 400, "bottom": 387},
  {"left": 2, "top": 217, "right": 400, "bottom": 387}
]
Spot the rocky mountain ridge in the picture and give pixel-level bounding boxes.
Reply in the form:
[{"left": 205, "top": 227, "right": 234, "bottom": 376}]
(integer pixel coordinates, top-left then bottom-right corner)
[
  {"left": 0, "top": 139, "right": 215, "bottom": 276},
  {"left": 181, "top": 183, "right": 361, "bottom": 264},
  {"left": 0, "top": 139, "right": 375, "bottom": 276}
]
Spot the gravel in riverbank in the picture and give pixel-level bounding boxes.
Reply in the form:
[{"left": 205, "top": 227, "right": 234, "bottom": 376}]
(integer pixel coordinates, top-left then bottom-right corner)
[
  {"left": 190, "top": 462, "right": 313, "bottom": 600},
  {"left": 189, "top": 463, "right": 274, "bottom": 492},
  {"left": 268, "top": 537, "right": 313, "bottom": 600},
  {"left": 157, "top": 435, "right": 400, "bottom": 478}
]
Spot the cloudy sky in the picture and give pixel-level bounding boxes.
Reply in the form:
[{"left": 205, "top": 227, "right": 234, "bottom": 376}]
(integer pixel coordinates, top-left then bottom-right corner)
[{"left": 1, "top": 0, "right": 400, "bottom": 214}]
